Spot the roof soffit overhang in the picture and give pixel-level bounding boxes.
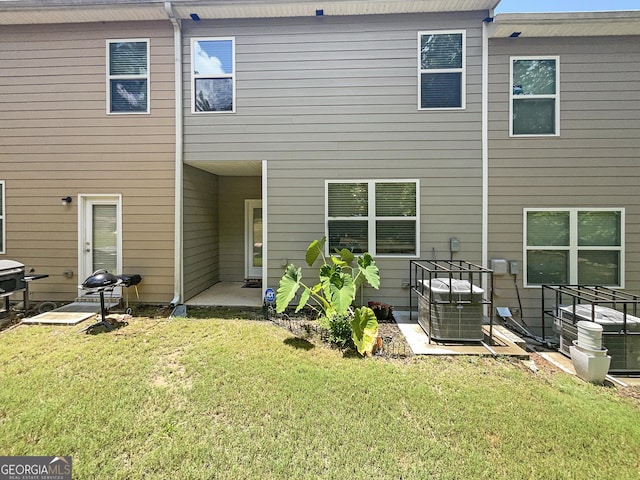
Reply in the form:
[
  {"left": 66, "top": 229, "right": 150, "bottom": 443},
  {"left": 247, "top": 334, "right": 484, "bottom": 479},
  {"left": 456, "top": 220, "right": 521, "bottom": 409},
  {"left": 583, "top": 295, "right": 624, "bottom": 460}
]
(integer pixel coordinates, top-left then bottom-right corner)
[
  {"left": 0, "top": 0, "right": 500, "bottom": 25},
  {"left": 490, "top": 11, "right": 640, "bottom": 38},
  {"left": 0, "top": 0, "right": 168, "bottom": 24},
  {"left": 171, "top": 0, "right": 501, "bottom": 20}
]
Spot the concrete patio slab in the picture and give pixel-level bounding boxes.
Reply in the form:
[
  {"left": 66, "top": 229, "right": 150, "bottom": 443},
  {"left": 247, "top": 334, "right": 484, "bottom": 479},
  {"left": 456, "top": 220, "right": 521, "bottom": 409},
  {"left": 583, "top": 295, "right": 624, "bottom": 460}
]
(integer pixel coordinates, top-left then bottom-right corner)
[
  {"left": 394, "top": 310, "right": 529, "bottom": 358},
  {"left": 186, "top": 282, "right": 262, "bottom": 307},
  {"left": 23, "top": 311, "right": 96, "bottom": 325}
]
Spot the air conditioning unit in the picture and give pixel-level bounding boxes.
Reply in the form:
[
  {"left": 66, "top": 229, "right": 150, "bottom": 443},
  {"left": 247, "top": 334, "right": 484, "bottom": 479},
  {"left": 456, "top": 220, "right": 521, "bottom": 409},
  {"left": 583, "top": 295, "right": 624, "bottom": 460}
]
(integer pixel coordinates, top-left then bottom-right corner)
[
  {"left": 418, "top": 278, "right": 484, "bottom": 342},
  {"left": 558, "top": 319, "right": 578, "bottom": 356},
  {"left": 558, "top": 304, "right": 640, "bottom": 372}
]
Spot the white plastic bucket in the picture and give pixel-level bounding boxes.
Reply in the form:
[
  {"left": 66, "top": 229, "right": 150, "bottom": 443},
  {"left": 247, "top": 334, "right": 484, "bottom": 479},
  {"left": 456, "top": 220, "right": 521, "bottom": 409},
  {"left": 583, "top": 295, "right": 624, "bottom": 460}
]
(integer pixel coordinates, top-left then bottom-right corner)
[
  {"left": 577, "top": 320, "right": 603, "bottom": 350},
  {"left": 572, "top": 339, "right": 608, "bottom": 357}
]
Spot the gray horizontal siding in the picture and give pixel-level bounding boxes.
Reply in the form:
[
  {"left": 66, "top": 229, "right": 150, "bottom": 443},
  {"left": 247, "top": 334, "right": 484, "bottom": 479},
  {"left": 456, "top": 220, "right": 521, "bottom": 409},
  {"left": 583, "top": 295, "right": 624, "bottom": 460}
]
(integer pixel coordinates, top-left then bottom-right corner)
[
  {"left": 183, "top": 165, "right": 220, "bottom": 300},
  {"left": 488, "top": 35, "right": 640, "bottom": 327},
  {"left": 182, "top": 11, "right": 486, "bottom": 164},
  {"left": 266, "top": 159, "right": 484, "bottom": 308},
  {"left": 181, "top": 11, "right": 489, "bottom": 308},
  {"left": 218, "top": 177, "right": 262, "bottom": 283}
]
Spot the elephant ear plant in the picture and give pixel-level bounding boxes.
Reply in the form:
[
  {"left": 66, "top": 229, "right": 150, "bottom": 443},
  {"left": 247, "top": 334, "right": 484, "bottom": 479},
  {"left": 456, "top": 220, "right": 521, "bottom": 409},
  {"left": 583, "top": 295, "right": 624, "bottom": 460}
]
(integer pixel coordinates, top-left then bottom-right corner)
[{"left": 275, "top": 237, "right": 381, "bottom": 356}]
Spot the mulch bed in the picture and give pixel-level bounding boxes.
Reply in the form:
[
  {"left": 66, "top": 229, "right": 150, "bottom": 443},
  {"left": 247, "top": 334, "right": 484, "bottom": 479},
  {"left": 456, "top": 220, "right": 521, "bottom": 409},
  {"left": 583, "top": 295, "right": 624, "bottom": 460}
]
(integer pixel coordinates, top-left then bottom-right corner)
[{"left": 267, "top": 310, "right": 413, "bottom": 358}]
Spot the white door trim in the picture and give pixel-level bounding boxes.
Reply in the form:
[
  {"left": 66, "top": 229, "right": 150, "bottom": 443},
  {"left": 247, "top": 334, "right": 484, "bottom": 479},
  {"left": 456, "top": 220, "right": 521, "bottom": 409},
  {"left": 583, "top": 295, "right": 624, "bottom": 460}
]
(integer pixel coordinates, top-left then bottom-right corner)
[
  {"left": 77, "top": 194, "right": 123, "bottom": 297},
  {"left": 245, "top": 199, "right": 263, "bottom": 279}
]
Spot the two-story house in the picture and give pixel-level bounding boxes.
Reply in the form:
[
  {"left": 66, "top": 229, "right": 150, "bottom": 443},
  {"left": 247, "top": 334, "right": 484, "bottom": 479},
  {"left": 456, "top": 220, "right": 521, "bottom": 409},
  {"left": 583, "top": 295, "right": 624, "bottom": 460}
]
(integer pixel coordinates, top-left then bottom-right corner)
[{"left": 1, "top": 1, "right": 639, "bottom": 336}]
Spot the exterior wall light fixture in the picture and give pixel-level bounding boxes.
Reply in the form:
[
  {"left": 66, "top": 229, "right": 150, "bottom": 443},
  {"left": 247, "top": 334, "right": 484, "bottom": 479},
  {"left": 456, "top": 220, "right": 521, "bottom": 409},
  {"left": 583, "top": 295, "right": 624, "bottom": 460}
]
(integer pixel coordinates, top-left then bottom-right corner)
[{"left": 61, "top": 196, "right": 73, "bottom": 206}]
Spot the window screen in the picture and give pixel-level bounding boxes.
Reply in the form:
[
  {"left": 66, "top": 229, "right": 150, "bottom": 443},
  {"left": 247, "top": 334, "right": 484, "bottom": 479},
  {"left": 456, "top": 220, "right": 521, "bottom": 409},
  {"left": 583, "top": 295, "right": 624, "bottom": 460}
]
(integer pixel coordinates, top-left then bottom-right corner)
[
  {"left": 525, "top": 209, "right": 623, "bottom": 286},
  {"left": 192, "top": 38, "right": 235, "bottom": 112},
  {"left": 327, "top": 181, "right": 418, "bottom": 256},
  {"left": 108, "top": 40, "right": 149, "bottom": 113},
  {"left": 419, "top": 32, "right": 465, "bottom": 109},
  {"left": 511, "top": 58, "right": 558, "bottom": 135}
]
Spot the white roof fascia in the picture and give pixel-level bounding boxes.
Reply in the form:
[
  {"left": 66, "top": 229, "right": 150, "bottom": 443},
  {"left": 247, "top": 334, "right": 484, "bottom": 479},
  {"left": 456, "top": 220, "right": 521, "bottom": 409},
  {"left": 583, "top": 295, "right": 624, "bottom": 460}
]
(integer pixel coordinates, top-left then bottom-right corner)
[
  {"left": 0, "top": 0, "right": 501, "bottom": 25},
  {"left": 172, "top": 0, "right": 501, "bottom": 20},
  {"left": 489, "top": 11, "right": 640, "bottom": 38}
]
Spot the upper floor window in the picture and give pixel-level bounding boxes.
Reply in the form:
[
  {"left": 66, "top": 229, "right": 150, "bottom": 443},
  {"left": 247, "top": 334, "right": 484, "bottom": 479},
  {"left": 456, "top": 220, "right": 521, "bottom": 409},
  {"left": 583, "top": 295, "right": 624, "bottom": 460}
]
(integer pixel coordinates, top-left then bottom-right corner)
[
  {"left": 418, "top": 31, "right": 465, "bottom": 110},
  {"left": 192, "top": 38, "right": 236, "bottom": 113},
  {"left": 326, "top": 180, "right": 419, "bottom": 257},
  {"left": 511, "top": 57, "right": 559, "bottom": 136},
  {"left": 0, "top": 181, "right": 5, "bottom": 254},
  {"left": 107, "top": 39, "right": 150, "bottom": 114},
  {"left": 524, "top": 208, "right": 624, "bottom": 287}
]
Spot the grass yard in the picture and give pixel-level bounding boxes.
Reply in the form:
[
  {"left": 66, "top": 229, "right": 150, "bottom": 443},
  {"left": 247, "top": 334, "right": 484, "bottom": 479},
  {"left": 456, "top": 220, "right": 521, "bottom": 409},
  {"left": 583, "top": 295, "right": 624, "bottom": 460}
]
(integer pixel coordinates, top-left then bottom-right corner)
[{"left": 0, "top": 315, "right": 639, "bottom": 479}]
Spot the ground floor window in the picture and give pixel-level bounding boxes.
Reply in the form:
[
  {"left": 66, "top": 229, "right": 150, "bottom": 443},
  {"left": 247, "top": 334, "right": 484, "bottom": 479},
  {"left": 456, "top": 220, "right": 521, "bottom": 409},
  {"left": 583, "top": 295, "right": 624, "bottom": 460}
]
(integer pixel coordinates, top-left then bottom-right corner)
[
  {"left": 326, "top": 180, "right": 418, "bottom": 256},
  {"left": 524, "top": 208, "right": 624, "bottom": 287}
]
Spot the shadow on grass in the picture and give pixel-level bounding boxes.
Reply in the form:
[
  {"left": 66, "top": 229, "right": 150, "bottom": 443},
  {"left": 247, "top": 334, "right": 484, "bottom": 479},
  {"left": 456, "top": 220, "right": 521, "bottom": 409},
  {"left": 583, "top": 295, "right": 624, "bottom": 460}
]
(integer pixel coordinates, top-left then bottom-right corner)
[
  {"left": 284, "top": 337, "right": 315, "bottom": 350},
  {"left": 185, "top": 306, "right": 263, "bottom": 320},
  {"left": 342, "top": 348, "right": 364, "bottom": 359}
]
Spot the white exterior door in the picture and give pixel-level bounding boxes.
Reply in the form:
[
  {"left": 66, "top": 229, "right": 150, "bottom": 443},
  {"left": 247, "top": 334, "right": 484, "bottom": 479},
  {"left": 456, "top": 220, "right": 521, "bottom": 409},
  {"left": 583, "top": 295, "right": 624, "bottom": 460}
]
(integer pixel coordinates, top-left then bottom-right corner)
[
  {"left": 79, "top": 195, "right": 122, "bottom": 294},
  {"left": 245, "top": 199, "right": 262, "bottom": 279}
]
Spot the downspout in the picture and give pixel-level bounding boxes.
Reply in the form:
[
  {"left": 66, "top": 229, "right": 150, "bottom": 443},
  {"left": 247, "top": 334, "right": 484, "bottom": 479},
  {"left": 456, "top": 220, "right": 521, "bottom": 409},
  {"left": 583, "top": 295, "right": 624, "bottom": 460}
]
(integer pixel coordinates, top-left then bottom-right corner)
[
  {"left": 481, "top": 11, "right": 493, "bottom": 316},
  {"left": 482, "top": 13, "right": 492, "bottom": 271},
  {"left": 262, "top": 160, "right": 268, "bottom": 299},
  {"left": 165, "top": 1, "right": 184, "bottom": 306}
]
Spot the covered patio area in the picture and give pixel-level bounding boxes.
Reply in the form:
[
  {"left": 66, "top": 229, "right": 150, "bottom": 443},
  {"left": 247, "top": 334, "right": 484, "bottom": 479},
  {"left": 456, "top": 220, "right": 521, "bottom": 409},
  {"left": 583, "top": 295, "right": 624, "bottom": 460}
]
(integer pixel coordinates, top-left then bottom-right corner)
[{"left": 185, "top": 282, "right": 262, "bottom": 308}]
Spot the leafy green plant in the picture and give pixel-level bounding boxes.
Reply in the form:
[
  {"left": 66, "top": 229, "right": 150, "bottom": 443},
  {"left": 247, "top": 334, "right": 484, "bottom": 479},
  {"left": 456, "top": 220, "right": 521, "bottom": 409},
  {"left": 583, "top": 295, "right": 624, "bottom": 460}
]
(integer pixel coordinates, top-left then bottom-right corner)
[
  {"left": 351, "top": 306, "right": 379, "bottom": 355},
  {"left": 276, "top": 237, "right": 380, "bottom": 355},
  {"left": 319, "top": 313, "right": 353, "bottom": 348}
]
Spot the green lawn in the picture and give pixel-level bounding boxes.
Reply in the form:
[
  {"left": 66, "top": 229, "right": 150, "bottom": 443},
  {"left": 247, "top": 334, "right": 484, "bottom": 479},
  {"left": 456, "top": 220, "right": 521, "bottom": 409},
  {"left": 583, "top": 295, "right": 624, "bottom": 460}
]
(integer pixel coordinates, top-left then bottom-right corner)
[{"left": 0, "top": 317, "right": 639, "bottom": 479}]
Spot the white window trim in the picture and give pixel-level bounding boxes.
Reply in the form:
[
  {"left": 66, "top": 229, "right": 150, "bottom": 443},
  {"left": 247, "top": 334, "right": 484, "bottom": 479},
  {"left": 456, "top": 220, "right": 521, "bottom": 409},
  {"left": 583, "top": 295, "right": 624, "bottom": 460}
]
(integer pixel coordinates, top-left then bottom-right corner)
[
  {"left": 325, "top": 179, "right": 420, "bottom": 258},
  {"left": 417, "top": 30, "right": 466, "bottom": 111},
  {"left": 106, "top": 38, "right": 150, "bottom": 115},
  {"left": 191, "top": 37, "right": 236, "bottom": 114},
  {"left": 0, "top": 181, "right": 5, "bottom": 254},
  {"left": 510, "top": 56, "right": 560, "bottom": 137},
  {"left": 523, "top": 207, "right": 625, "bottom": 288}
]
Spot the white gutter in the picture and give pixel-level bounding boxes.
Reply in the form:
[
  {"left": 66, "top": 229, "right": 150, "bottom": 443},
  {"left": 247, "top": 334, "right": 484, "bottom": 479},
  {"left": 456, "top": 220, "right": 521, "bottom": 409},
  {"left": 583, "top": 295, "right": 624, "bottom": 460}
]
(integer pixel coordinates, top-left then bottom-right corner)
[
  {"left": 481, "top": 12, "right": 491, "bottom": 271},
  {"left": 481, "top": 11, "right": 492, "bottom": 307},
  {"left": 165, "top": 1, "right": 184, "bottom": 306}
]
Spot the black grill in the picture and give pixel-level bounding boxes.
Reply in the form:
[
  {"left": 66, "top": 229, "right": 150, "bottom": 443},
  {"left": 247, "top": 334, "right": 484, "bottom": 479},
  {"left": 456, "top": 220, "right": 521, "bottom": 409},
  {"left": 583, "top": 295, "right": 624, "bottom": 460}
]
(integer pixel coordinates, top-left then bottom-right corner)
[
  {"left": 81, "top": 271, "right": 121, "bottom": 291},
  {"left": 80, "top": 270, "right": 142, "bottom": 334},
  {"left": 0, "top": 260, "right": 26, "bottom": 298},
  {"left": 0, "top": 260, "right": 49, "bottom": 313}
]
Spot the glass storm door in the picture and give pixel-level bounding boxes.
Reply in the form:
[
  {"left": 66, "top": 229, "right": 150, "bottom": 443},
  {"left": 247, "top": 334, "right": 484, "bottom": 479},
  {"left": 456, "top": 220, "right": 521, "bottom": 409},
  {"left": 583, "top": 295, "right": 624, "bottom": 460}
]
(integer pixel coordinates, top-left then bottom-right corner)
[
  {"left": 80, "top": 195, "right": 122, "bottom": 293},
  {"left": 245, "top": 199, "right": 263, "bottom": 279}
]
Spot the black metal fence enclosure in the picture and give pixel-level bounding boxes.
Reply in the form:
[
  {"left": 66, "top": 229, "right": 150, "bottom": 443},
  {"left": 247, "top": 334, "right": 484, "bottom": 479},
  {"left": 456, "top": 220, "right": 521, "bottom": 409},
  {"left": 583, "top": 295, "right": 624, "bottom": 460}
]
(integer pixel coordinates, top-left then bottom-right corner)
[
  {"left": 542, "top": 284, "right": 640, "bottom": 374},
  {"left": 409, "top": 260, "right": 494, "bottom": 343}
]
